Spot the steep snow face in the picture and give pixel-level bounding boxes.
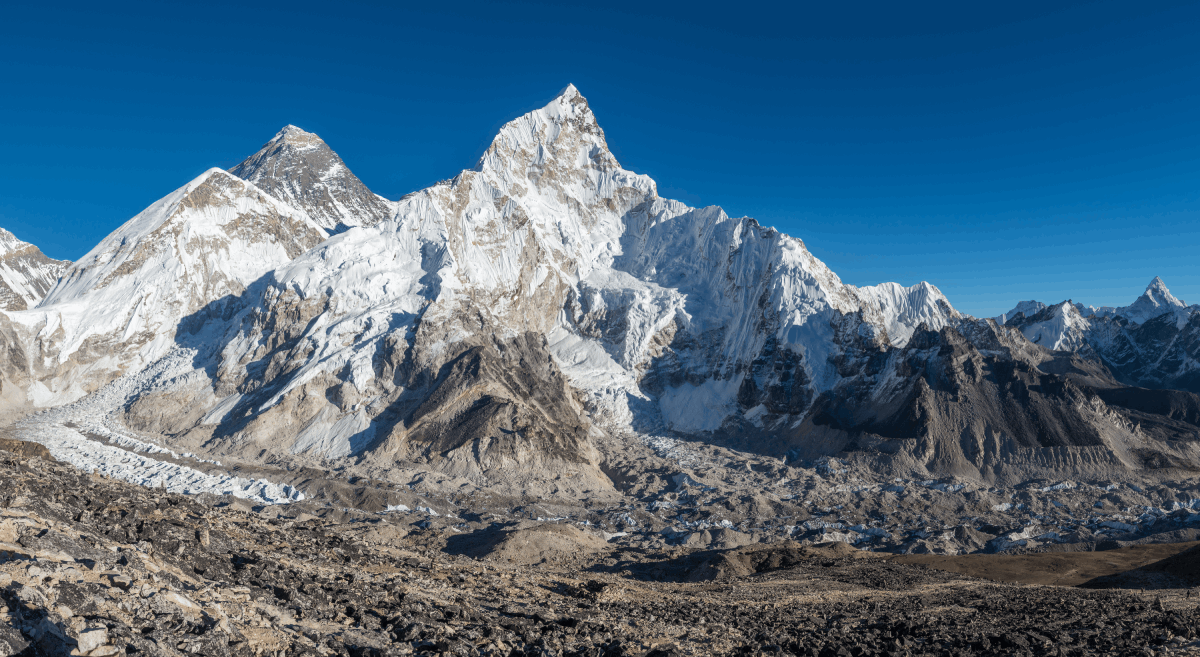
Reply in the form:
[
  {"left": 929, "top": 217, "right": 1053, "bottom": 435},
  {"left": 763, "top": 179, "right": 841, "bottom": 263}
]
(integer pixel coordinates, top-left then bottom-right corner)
[
  {"left": 179, "top": 85, "right": 964, "bottom": 455},
  {"left": 4, "top": 169, "right": 328, "bottom": 403},
  {"left": 1118, "top": 276, "right": 1190, "bottom": 326},
  {"left": 0, "top": 228, "right": 69, "bottom": 311},
  {"left": 230, "top": 125, "right": 395, "bottom": 231},
  {"left": 1012, "top": 301, "right": 1093, "bottom": 352},
  {"left": 852, "top": 282, "right": 959, "bottom": 348}
]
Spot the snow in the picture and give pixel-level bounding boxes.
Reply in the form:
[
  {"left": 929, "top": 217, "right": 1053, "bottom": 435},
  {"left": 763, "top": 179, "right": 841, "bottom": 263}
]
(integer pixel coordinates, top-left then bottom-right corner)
[
  {"left": 852, "top": 281, "right": 959, "bottom": 347},
  {"left": 0, "top": 227, "right": 68, "bottom": 310},
  {"left": 658, "top": 379, "right": 742, "bottom": 433},
  {"left": 1017, "top": 302, "right": 1092, "bottom": 351}
]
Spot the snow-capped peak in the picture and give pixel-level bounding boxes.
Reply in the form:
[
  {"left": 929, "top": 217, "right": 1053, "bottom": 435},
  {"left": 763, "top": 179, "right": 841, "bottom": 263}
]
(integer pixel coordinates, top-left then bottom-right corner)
[
  {"left": 0, "top": 227, "right": 70, "bottom": 311},
  {"left": 1014, "top": 300, "right": 1091, "bottom": 351},
  {"left": 852, "top": 281, "right": 959, "bottom": 347},
  {"left": 1119, "top": 276, "right": 1187, "bottom": 325},
  {"left": 0, "top": 227, "right": 32, "bottom": 256},
  {"left": 475, "top": 82, "right": 621, "bottom": 184}
]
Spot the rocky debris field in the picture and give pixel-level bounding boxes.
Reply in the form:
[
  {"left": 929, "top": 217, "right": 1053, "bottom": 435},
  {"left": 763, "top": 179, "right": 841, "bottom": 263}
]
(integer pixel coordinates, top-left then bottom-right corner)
[
  {"left": 3, "top": 439, "right": 1200, "bottom": 656},
  {"left": 23, "top": 387, "right": 1200, "bottom": 562}
]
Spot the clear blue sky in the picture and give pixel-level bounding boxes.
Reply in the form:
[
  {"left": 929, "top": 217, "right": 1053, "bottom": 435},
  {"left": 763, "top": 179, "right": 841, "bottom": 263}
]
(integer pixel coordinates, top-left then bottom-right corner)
[{"left": 2, "top": 1, "right": 1198, "bottom": 317}]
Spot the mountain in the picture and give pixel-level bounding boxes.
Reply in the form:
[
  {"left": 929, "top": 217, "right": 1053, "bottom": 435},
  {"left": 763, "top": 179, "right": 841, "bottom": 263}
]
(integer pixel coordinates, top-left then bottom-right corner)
[
  {"left": 0, "top": 228, "right": 69, "bottom": 311},
  {"left": 1001, "top": 278, "right": 1200, "bottom": 393},
  {"left": 1120, "top": 276, "right": 1190, "bottom": 325},
  {"left": 0, "top": 168, "right": 327, "bottom": 405},
  {"left": 3, "top": 86, "right": 1199, "bottom": 501},
  {"left": 229, "top": 125, "right": 395, "bottom": 231},
  {"left": 72, "top": 84, "right": 968, "bottom": 493},
  {"left": 80, "top": 85, "right": 1192, "bottom": 492}
]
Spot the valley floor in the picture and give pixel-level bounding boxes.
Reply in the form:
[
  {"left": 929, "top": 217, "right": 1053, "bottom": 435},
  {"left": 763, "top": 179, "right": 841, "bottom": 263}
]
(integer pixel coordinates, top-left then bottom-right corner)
[{"left": 3, "top": 440, "right": 1200, "bottom": 657}]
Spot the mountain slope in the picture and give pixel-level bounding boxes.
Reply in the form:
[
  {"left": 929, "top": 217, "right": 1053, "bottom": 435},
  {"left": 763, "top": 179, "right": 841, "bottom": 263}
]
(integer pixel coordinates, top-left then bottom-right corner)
[
  {"left": 230, "top": 125, "right": 395, "bottom": 231},
  {"left": 0, "top": 228, "right": 69, "bottom": 311},
  {"left": 0, "top": 168, "right": 328, "bottom": 405}
]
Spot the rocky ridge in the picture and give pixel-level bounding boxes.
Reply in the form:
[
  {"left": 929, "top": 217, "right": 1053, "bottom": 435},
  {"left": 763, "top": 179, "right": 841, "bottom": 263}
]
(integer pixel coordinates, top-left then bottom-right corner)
[
  {"left": 57, "top": 84, "right": 1158, "bottom": 493},
  {"left": 230, "top": 125, "right": 396, "bottom": 232},
  {"left": 0, "top": 169, "right": 328, "bottom": 407}
]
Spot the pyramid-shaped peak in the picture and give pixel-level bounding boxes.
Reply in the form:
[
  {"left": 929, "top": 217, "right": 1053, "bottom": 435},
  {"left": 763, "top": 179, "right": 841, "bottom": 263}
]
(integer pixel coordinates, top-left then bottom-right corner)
[
  {"left": 229, "top": 125, "right": 392, "bottom": 231},
  {"left": 547, "top": 83, "right": 593, "bottom": 116},
  {"left": 1142, "top": 276, "right": 1183, "bottom": 306},
  {"left": 1117, "top": 275, "right": 1186, "bottom": 324}
]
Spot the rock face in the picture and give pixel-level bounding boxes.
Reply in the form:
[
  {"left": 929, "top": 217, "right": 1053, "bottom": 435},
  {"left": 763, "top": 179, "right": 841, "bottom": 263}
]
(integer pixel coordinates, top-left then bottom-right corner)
[
  {"left": 229, "top": 125, "right": 395, "bottom": 231},
  {"left": 0, "top": 228, "right": 68, "bottom": 311}
]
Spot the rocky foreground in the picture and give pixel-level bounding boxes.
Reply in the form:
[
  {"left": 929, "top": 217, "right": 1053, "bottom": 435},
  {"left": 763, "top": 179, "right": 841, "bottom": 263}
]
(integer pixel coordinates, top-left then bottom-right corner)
[{"left": 3, "top": 440, "right": 1200, "bottom": 657}]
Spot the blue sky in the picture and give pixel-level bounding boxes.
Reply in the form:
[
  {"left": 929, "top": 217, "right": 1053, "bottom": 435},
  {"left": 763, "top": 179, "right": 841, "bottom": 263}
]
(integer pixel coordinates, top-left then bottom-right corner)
[{"left": 2, "top": 1, "right": 1198, "bottom": 317}]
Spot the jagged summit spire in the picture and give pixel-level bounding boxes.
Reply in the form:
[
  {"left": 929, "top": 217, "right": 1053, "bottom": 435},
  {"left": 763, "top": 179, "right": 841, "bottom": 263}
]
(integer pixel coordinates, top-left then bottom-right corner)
[
  {"left": 475, "top": 83, "right": 617, "bottom": 181},
  {"left": 1147, "top": 276, "right": 1172, "bottom": 295}
]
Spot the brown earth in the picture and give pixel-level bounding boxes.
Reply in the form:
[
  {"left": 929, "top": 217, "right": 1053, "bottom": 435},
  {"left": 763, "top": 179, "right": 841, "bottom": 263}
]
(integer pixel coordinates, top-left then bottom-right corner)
[
  {"left": 1081, "top": 543, "right": 1200, "bottom": 590},
  {"left": 889, "top": 541, "right": 1200, "bottom": 587}
]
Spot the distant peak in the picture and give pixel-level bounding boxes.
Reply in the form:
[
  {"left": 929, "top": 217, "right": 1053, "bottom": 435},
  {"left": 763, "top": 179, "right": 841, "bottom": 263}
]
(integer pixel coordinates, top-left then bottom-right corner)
[
  {"left": 1143, "top": 276, "right": 1182, "bottom": 305},
  {"left": 271, "top": 124, "right": 324, "bottom": 149}
]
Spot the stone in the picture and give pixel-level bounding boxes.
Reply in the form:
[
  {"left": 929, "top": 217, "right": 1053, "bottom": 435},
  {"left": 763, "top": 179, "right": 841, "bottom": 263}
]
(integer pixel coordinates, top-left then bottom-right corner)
[{"left": 75, "top": 627, "right": 107, "bottom": 655}]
